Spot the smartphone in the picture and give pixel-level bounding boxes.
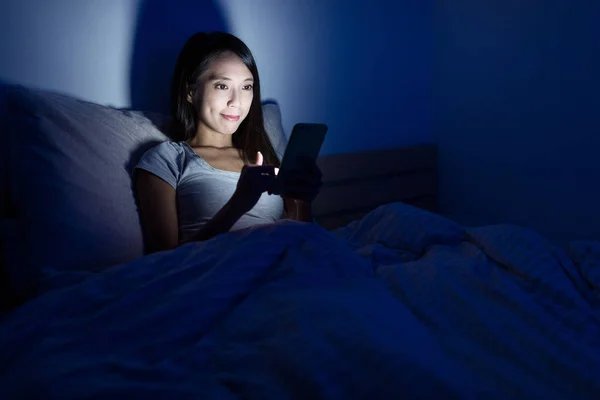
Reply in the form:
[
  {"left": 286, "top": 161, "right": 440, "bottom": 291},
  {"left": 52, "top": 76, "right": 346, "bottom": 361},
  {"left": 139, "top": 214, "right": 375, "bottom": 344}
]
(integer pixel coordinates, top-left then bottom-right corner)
[{"left": 271, "top": 122, "right": 328, "bottom": 195}]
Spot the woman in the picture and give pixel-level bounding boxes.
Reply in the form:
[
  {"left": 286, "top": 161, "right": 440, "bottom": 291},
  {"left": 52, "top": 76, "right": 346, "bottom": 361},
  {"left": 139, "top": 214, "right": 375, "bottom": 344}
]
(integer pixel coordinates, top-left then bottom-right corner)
[{"left": 135, "top": 32, "right": 322, "bottom": 253}]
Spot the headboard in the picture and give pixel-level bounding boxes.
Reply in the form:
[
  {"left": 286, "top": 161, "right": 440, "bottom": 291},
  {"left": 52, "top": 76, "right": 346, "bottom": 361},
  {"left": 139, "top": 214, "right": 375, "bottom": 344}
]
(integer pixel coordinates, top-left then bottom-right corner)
[{"left": 313, "top": 144, "right": 438, "bottom": 230}]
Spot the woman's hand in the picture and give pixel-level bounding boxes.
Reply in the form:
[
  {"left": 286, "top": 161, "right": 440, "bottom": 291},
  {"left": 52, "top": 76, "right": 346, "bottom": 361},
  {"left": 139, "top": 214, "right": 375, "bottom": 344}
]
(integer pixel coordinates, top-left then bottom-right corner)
[
  {"left": 232, "top": 151, "right": 278, "bottom": 214},
  {"left": 274, "top": 156, "right": 323, "bottom": 222},
  {"left": 193, "top": 151, "right": 278, "bottom": 242},
  {"left": 273, "top": 156, "right": 323, "bottom": 203},
  {"left": 282, "top": 197, "right": 314, "bottom": 222}
]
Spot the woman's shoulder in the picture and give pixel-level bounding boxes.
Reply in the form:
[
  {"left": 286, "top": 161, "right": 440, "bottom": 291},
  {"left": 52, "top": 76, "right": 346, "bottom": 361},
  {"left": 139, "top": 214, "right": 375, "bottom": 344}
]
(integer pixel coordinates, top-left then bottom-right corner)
[
  {"left": 155, "top": 140, "right": 187, "bottom": 151},
  {"left": 144, "top": 140, "right": 187, "bottom": 158},
  {"left": 136, "top": 140, "right": 191, "bottom": 169}
]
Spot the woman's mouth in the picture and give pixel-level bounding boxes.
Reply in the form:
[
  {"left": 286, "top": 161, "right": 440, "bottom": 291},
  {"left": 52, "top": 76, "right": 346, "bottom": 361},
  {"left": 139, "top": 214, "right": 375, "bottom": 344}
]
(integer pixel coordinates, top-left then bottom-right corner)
[{"left": 221, "top": 114, "right": 240, "bottom": 122}]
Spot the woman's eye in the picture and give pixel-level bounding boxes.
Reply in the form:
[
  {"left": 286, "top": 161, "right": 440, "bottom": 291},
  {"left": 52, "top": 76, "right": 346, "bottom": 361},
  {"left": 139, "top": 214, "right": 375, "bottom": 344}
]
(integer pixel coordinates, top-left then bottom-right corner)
[
  {"left": 242, "top": 84, "right": 253, "bottom": 91},
  {"left": 215, "top": 84, "right": 228, "bottom": 90}
]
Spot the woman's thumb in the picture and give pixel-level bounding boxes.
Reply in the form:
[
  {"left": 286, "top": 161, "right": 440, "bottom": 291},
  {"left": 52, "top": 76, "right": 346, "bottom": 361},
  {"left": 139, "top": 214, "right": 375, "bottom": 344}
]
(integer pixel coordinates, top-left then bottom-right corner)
[{"left": 255, "top": 151, "right": 263, "bottom": 165}]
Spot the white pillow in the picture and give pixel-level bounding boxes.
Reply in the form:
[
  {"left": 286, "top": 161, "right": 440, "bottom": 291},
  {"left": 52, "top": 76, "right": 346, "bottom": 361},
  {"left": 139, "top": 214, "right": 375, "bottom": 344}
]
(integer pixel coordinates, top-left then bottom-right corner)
[{"left": 1, "top": 84, "right": 287, "bottom": 299}]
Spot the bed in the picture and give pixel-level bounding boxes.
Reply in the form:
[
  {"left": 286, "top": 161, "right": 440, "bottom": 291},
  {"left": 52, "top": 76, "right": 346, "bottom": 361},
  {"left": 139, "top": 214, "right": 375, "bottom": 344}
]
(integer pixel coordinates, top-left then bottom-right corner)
[{"left": 0, "top": 84, "right": 599, "bottom": 399}]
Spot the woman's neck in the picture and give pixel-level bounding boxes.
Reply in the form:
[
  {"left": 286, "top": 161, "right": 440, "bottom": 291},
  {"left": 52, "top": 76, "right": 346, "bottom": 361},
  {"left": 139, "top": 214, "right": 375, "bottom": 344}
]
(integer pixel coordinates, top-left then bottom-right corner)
[{"left": 188, "top": 128, "right": 233, "bottom": 149}]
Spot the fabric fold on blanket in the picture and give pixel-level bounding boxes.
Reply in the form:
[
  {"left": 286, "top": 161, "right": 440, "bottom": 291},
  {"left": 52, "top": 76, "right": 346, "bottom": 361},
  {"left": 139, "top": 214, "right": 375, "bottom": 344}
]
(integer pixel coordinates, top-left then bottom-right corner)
[{"left": 1, "top": 203, "right": 599, "bottom": 399}]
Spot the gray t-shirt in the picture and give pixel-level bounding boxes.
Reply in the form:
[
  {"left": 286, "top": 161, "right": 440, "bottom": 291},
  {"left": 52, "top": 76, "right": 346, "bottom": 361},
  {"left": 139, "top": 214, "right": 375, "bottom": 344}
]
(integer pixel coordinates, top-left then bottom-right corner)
[{"left": 135, "top": 141, "right": 284, "bottom": 243}]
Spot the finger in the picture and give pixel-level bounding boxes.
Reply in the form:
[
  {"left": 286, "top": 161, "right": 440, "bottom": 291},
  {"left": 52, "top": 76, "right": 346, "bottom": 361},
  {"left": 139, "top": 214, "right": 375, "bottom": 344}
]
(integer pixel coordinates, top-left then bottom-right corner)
[{"left": 255, "top": 151, "right": 263, "bottom": 166}]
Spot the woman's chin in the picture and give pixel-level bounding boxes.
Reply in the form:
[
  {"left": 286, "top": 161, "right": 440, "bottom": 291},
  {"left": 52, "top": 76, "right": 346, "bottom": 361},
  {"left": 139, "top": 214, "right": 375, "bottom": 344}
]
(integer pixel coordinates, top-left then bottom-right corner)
[
  {"left": 219, "top": 125, "right": 240, "bottom": 135},
  {"left": 210, "top": 121, "right": 241, "bottom": 135}
]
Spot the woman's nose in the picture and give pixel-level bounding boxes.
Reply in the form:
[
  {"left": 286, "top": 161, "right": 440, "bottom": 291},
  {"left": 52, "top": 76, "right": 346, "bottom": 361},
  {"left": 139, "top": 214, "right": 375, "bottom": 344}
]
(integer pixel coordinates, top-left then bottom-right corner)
[{"left": 228, "top": 90, "right": 241, "bottom": 107}]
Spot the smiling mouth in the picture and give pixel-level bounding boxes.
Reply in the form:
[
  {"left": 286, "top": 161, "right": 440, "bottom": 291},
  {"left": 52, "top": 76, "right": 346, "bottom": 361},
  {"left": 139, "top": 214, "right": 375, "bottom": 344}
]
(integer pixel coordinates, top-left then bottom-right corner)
[{"left": 222, "top": 114, "right": 240, "bottom": 122}]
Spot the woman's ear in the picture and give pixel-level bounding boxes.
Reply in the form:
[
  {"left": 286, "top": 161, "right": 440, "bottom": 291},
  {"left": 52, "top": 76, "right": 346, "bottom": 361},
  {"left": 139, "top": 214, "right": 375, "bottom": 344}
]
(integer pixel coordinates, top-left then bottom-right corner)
[{"left": 185, "top": 84, "right": 193, "bottom": 104}]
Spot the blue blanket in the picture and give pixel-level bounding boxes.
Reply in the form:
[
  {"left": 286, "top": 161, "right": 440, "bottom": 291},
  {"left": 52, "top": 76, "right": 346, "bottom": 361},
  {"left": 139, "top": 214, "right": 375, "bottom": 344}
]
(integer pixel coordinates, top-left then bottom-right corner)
[{"left": 1, "top": 203, "right": 599, "bottom": 398}]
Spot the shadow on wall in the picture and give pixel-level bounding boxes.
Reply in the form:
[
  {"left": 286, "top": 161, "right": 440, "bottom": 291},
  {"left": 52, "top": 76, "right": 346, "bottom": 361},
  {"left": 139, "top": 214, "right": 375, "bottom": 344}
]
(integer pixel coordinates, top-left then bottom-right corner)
[{"left": 129, "top": 0, "right": 229, "bottom": 113}]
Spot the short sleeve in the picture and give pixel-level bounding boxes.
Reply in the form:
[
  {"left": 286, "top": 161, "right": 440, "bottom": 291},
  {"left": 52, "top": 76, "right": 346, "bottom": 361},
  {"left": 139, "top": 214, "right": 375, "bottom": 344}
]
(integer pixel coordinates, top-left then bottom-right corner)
[{"left": 134, "top": 141, "right": 183, "bottom": 188}]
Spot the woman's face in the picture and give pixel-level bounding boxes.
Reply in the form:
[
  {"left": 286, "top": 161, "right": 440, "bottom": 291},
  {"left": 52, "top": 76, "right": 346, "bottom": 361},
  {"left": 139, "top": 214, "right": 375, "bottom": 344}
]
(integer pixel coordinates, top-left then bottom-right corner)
[{"left": 191, "top": 51, "right": 254, "bottom": 137}]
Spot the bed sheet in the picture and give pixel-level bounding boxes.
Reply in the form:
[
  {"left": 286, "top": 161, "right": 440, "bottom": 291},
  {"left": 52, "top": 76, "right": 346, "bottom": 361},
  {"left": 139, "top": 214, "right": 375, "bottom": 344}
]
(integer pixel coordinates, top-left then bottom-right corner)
[{"left": 0, "top": 203, "right": 599, "bottom": 399}]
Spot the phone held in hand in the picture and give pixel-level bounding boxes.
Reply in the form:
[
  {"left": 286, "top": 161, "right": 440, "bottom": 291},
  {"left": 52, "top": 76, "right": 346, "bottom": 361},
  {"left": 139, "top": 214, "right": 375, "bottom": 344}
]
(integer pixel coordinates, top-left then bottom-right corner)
[{"left": 271, "top": 122, "right": 328, "bottom": 196}]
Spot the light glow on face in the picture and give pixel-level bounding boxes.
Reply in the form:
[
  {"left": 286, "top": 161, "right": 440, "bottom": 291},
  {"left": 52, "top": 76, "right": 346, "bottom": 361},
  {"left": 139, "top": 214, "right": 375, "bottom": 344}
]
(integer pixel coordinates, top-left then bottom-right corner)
[{"left": 194, "top": 51, "right": 254, "bottom": 137}]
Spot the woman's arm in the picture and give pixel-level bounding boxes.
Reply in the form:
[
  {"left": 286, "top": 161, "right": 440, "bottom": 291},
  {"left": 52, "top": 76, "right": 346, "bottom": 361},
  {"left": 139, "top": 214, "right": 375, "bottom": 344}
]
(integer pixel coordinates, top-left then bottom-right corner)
[
  {"left": 282, "top": 197, "right": 314, "bottom": 223},
  {"left": 136, "top": 161, "right": 277, "bottom": 252},
  {"left": 295, "top": 200, "right": 314, "bottom": 222},
  {"left": 136, "top": 170, "right": 248, "bottom": 253},
  {"left": 276, "top": 155, "right": 321, "bottom": 223},
  {"left": 135, "top": 170, "right": 180, "bottom": 253},
  {"left": 191, "top": 195, "right": 246, "bottom": 242},
  {"left": 192, "top": 162, "right": 282, "bottom": 240},
  {"left": 282, "top": 197, "right": 297, "bottom": 220}
]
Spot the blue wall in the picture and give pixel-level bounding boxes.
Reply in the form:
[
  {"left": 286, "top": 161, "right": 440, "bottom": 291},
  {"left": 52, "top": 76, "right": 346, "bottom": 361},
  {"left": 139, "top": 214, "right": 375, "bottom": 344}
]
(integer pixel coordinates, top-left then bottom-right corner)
[
  {"left": 435, "top": 1, "right": 600, "bottom": 242},
  {"left": 0, "top": 0, "right": 433, "bottom": 155},
  {"left": 0, "top": 0, "right": 141, "bottom": 107},
  {"left": 3, "top": 0, "right": 596, "bottom": 242}
]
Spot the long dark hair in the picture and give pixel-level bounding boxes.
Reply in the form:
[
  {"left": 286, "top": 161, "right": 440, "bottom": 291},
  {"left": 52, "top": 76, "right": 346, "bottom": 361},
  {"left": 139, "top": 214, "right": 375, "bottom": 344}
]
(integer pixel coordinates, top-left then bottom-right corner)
[{"left": 170, "top": 32, "right": 280, "bottom": 166}]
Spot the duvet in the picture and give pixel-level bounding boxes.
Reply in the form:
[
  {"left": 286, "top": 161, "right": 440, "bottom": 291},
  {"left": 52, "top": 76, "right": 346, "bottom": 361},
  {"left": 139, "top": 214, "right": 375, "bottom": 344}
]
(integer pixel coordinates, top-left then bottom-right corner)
[{"left": 1, "top": 203, "right": 599, "bottom": 399}]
